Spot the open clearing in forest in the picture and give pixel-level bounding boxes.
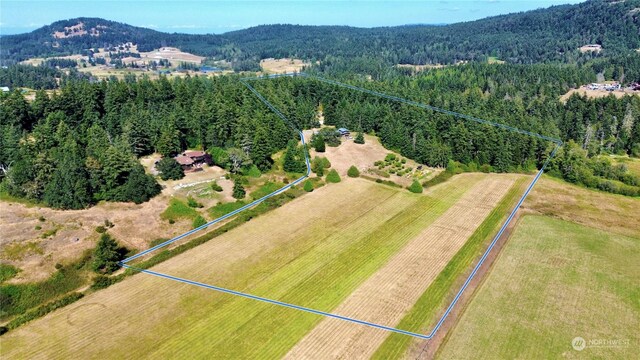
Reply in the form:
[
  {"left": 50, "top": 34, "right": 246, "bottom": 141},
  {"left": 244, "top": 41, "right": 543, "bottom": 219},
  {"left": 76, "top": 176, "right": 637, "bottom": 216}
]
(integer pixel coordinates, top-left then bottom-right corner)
[
  {"left": 1, "top": 173, "right": 518, "bottom": 359},
  {"left": 260, "top": 58, "right": 310, "bottom": 74},
  {"left": 438, "top": 215, "right": 639, "bottom": 359}
]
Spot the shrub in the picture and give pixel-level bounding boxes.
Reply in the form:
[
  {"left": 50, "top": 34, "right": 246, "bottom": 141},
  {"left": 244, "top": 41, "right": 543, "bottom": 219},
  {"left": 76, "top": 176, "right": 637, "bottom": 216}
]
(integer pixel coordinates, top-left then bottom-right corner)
[
  {"left": 246, "top": 165, "right": 262, "bottom": 178},
  {"left": 192, "top": 215, "right": 207, "bottom": 229},
  {"left": 34, "top": 225, "right": 42, "bottom": 230},
  {"left": 326, "top": 169, "right": 341, "bottom": 183},
  {"left": 354, "top": 132, "right": 365, "bottom": 144},
  {"left": 408, "top": 180, "right": 423, "bottom": 193},
  {"left": 385, "top": 153, "right": 397, "bottom": 162},
  {"left": 38, "top": 216, "right": 45, "bottom": 222},
  {"left": 303, "top": 180, "right": 314, "bottom": 192},
  {"left": 104, "top": 219, "right": 114, "bottom": 228},
  {"left": 187, "top": 196, "right": 203, "bottom": 208},
  {"left": 347, "top": 166, "right": 360, "bottom": 178},
  {"left": 157, "top": 157, "right": 185, "bottom": 181},
  {"left": 210, "top": 181, "right": 223, "bottom": 192},
  {"left": 95, "top": 225, "right": 107, "bottom": 233},
  {"left": 0, "top": 263, "right": 20, "bottom": 283}
]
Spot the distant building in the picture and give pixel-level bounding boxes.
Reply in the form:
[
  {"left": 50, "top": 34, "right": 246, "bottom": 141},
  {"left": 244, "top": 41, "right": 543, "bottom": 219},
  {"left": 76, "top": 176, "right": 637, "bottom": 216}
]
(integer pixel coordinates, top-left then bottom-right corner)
[
  {"left": 200, "top": 66, "right": 222, "bottom": 74},
  {"left": 174, "top": 150, "right": 212, "bottom": 172},
  {"left": 337, "top": 128, "right": 350, "bottom": 136},
  {"left": 0, "top": 86, "right": 9, "bottom": 92}
]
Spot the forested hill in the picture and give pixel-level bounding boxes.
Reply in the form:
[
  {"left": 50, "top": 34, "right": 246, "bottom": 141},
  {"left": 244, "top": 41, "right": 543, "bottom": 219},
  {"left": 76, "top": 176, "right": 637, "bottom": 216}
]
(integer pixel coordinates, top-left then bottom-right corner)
[{"left": 2, "top": 0, "right": 639, "bottom": 66}]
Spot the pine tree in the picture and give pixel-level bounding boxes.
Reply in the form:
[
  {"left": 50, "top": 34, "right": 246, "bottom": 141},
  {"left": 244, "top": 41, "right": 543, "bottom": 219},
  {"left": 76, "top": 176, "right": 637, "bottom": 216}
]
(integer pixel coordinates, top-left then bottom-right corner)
[
  {"left": 283, "top": 140, "right": 306, "bottom": 173},
  {"left": 313, "top": 134, "right": 326, "bottom": 152},
  {"left": 251, "top": 128, "right": 273, "bottom": 171},
  {"left": 232, "top": 178, "right": 246, "bottom": 199},
  {"left": 92, "top": 233, "right": 123, "bottom": 274},
  {"left": 157, "top": 157, "right": 185, "bottom": 181},
  {"left": 354, "top": 132, "right": 365, "bottom": 144}
]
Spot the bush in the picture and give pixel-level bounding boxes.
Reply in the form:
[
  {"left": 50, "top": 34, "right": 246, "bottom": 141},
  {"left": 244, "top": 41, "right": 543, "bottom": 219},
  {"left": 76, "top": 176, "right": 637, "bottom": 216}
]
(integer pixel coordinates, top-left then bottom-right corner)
[
  {"left": 385, "top": 154, "right": 397, "bottom": 162},
  {"left": 34, "top": 225, "right": 42, "bottom": 230},
  {"left": 187, "top": 196, "right": 203, "bottom": 208},
  {"left": 303, "top": 180, "right": 314, "bottom": 192},
  {"left": 0, "top": 263, "right": 19, "bottom": 283},
  {"left": 408, "top": 180, "right": 423, "bottom": 193},
  {"left": 5, "top": 292, "right": 84, "bottom": 331},
  {"left": 95, "top": 225, "right": 107, "bottom": 233},
  {"left": 192, "top": 215, "right": 207, "bottom": 229},
  {"left": 326, "top": 169, "right": 341, "bottom": 183},
  {"left": 104, "top": 219, "right": 114, "bottom": 228},
  {"left": 210, "top": 181, "right": 223, "bottom": 192},
  {"left": 157, "top": 157, "right": 185, "bottom": 181},
  {"left": 246, "top": 165, "right": 262, "bottom": 178},
  {"left": 347, "top": 165, "right": 360, "bottom": 178}
]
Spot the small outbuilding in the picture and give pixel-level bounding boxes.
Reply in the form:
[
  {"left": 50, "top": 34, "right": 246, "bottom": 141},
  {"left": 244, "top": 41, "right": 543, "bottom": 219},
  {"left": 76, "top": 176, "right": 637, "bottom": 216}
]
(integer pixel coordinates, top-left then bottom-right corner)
[{"left": 337, "top": 128, "right": 350, "bottom": 136}]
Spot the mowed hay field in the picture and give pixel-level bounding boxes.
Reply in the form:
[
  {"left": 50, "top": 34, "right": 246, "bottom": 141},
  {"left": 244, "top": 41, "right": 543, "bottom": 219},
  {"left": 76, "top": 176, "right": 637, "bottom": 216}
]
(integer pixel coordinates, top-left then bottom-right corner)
[
  {"left": 2, "top": 174, "right": 521, "bottom": 359},
  {"left": 438, "top": 215, "right": 639, "bottom": 359}
]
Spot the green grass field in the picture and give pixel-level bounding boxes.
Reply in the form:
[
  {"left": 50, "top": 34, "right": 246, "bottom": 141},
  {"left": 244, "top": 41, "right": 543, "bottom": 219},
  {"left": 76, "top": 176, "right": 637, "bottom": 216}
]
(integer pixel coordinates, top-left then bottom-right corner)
[{"left": 437, "top": 215, "right": 639, "bottom": 359}]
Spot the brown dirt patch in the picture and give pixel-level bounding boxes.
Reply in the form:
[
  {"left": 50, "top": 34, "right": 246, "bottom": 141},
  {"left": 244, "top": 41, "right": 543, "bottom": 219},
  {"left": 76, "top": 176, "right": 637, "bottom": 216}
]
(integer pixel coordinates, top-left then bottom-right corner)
[
  {"left": 284, "top": 176, "right": 515, "bottom": 359},
  {"left": 304, "top": 132, "right": 439, "bottom": 186}
]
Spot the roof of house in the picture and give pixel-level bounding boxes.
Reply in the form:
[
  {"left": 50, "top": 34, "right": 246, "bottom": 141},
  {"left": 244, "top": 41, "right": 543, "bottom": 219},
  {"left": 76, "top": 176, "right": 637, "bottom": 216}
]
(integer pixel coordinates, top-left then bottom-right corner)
[
  {"left": 183, "top": 150, "right": 206, "bottom": 158},
  {"left": 338, "top": 128, "right": 349, "bottom": 133},
  {"left": 175, "top": 155, "right": 194, "bottom": 165},
  {"left": 0, "top": 87, "right": 9, "bottom": 92}
]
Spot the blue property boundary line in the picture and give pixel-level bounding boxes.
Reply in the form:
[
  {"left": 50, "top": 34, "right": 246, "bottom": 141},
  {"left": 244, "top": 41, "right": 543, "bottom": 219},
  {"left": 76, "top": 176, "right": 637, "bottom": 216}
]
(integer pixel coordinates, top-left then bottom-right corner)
[{"left": 120, "top": 72, "right": 562, "bottom": 340}]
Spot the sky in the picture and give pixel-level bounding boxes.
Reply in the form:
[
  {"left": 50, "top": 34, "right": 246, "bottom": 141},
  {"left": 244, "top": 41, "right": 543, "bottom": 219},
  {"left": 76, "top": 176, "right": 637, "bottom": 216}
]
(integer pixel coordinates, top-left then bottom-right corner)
[{"left": 0, "top": 0, "right": 585, "bottom": 35}]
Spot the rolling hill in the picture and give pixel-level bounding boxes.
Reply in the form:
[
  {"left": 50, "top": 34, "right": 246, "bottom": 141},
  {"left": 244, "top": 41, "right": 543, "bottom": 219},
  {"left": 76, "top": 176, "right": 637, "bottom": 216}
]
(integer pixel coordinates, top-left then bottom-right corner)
[{"left": 1, "top": 0, "right": 639, "bottom": 67}]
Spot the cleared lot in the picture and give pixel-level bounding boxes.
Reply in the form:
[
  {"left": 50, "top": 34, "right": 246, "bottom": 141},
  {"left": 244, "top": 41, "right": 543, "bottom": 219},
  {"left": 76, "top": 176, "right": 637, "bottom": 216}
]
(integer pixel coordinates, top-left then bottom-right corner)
[{"left": 2, "top": 174, "right": 516, "bottom": 359}]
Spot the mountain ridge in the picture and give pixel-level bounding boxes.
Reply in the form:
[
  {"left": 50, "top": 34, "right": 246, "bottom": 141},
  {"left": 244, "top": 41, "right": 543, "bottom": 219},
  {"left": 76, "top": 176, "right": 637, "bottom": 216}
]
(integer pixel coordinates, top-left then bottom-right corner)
[{"left": 1, "top": 0, "right": 639, "bottom": 66}]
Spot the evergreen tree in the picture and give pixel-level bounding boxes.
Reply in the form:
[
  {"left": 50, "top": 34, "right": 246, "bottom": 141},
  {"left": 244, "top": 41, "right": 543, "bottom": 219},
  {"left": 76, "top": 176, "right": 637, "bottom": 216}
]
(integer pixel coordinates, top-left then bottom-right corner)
[
  {"left": 251, "top": 128, "right": 273, "bottom": 171},
  {"left": 312, "top": 134, "right": 326, "bottom": 152},
  {"left": 92, "top": 233, "right": 123, "bottom": 274},
  {"left": 354, "top": 132, "right": 365, "bottom": 144},
  {"left": 232, "top": 178, "right": 246, "bottom": 199},
  {"left": 347, "top": 165, "right": 360, "bottom": 177},
  {"left": 157, "top": 157, "right": 185, "bottom": 181},
  {"left": 283, "top": 139, "right": 306, "bottom": 173},
  {"left": 326, "top": 169, "right": 341, "bottom": 183},
  {"left": 43, "top": 140, "right": 91, "bottom": 209}
]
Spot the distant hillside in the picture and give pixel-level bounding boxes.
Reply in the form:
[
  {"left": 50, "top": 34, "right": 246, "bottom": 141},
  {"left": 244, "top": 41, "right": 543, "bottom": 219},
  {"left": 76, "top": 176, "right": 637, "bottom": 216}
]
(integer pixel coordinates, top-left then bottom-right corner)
[{"left": 1, "top": 0, "right": 639, "bottom": 66}]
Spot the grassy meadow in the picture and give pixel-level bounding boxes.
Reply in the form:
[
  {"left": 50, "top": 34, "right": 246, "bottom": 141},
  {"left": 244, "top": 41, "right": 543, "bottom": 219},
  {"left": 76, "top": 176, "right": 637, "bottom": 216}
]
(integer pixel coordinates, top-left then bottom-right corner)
[{"left": 437, "top": 215, "right": 639, "bottom": 359}]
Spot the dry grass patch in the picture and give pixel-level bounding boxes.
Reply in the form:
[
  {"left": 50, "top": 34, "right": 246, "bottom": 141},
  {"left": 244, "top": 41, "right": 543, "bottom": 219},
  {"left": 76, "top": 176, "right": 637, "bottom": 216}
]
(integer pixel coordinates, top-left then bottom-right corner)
[
  {"left": 523, "top": 176, "right": 640, "bottom": 238},
  {"left": 260, "top": 58, "right": 309, "bottom": 74}
]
